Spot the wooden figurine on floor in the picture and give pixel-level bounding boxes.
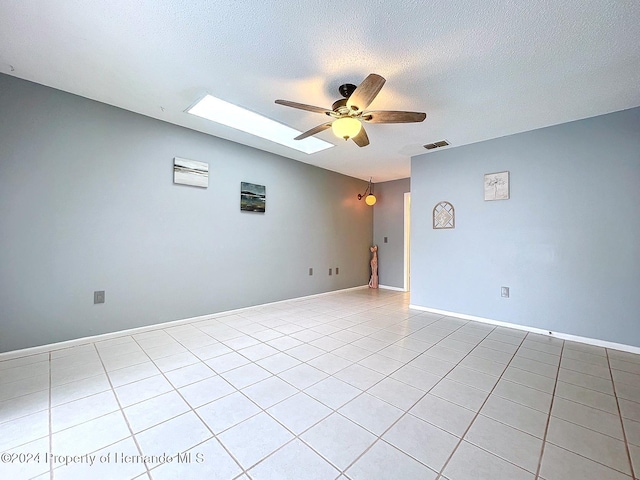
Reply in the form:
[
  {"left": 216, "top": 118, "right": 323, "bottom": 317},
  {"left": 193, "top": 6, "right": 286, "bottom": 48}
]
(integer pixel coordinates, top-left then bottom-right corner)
[{"left": 369, "top": 245, "right": 379, "bottom": 288}]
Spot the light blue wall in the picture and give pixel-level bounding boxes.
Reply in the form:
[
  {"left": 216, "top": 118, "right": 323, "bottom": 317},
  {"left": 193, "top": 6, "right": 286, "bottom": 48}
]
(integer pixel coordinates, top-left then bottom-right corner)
[
  {"left": 411, "top": 107, "right": 640, "bottom": 347},
  {"left": 0, "top": 74, "right": 373, "bottom": 352},
  {"left": 373, "top": 178, "right": 410, "bottom": 289}
]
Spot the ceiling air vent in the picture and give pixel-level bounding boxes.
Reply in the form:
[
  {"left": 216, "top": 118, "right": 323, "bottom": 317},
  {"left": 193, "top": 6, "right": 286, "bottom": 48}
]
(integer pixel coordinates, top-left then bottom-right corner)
[{"left": 424, "top": 140, "right": 450, "bottom": 150}]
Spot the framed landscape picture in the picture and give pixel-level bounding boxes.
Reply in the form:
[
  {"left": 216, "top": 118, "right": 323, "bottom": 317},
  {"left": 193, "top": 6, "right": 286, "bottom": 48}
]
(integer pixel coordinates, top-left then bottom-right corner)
[
  {"left": 173, "top": 157, "right": 208, "bottom": 188},
  {"left": 240, "top": 182, "right": 266, "bottom": 212}
]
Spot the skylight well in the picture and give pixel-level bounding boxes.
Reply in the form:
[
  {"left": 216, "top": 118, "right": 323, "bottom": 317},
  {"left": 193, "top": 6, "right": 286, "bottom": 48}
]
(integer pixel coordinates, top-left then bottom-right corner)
[{"left": 187, "top": 95, "right": 334, "bottom": 154}]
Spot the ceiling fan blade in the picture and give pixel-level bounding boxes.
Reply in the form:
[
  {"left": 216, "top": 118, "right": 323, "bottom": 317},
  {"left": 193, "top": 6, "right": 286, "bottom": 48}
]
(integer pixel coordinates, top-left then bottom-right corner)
[
  {"left": 275, "top": 99, "right": 332, "bottom": 115},
  {"left": 346, "top": 74, "right": 386, "bottom": 112},
  {"left": 352, "top": 126, "right": 370, "bottom": 147},
  {"left": 294, "top": 122, "right": 332, "bottom": 140},
  {"left": 362, "top": 111, "right": 426, "bottom": 124}
]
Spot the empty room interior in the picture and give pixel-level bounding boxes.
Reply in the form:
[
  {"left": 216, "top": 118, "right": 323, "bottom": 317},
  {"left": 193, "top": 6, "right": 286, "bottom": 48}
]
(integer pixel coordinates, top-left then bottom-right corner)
[{"left": 1, "top": 2, "right": 639, "bottom": 480}]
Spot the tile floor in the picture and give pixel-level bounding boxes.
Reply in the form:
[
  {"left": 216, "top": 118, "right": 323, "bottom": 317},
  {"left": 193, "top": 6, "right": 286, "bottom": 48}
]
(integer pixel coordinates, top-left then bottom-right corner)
[{"left": 1, "top": 288, "right": 639, "bottom": 480}]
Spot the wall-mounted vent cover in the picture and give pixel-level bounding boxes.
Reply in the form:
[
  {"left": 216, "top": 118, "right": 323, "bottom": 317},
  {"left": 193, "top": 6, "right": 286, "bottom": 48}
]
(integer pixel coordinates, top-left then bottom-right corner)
[{"left": 424, "top": 140, "right": 450, "bottom": 150}]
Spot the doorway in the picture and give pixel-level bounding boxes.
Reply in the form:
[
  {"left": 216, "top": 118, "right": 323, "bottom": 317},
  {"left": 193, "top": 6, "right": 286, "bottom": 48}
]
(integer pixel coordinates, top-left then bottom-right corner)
[{"left": 404, "top": 192, "right": 411, "bottom": 292}]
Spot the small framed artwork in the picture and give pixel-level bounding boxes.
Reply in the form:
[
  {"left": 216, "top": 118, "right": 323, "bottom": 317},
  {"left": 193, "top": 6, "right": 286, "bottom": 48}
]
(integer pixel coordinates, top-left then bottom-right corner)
[
  {"left": 173, "top": 157, "right": 208, "bottom": 188},
  {"left": 433, "top": 201, "right": 455, "bottom": 229},
  {"left": 484, "top": 171, "right": 509, "bottom": 201},
  {"left": 240, "top": 182, "right": 266, "bottom": 212}
]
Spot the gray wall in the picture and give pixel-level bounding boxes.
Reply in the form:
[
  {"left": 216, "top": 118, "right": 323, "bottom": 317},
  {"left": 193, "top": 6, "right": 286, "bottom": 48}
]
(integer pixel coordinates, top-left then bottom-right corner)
[
  {"left": 372, "top": 178, "right": 410, "bottom": 289},
  {"left": 0, "top": 74, "right": 373, "bottom": 353},
  {"left": 411, "top": 107, "right": 640, "bottom": 347}
]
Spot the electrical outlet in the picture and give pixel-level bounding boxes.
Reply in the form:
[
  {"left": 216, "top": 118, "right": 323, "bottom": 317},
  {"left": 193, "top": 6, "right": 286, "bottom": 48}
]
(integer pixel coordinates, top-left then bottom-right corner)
[
  {"left": 94, "top": 290, "right": 105, "bottom": 304},
  {"left": 309, "top": 268, "right": 313, "bottom": 276},
  {"left": 336, "top": 267, "right": 339, "bottom": 275},
  {"left": 501, "top": 287, "right": 509, "bottom": 298},
  {"left": 329, "top": 268, "right": 332, "bottom": 276}
]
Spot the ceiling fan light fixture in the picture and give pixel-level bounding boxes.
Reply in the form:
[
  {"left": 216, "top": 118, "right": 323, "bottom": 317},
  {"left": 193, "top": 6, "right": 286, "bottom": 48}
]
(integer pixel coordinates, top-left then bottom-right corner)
[{"left": 332, "top": 117, "right": 362, "bottom": 140}]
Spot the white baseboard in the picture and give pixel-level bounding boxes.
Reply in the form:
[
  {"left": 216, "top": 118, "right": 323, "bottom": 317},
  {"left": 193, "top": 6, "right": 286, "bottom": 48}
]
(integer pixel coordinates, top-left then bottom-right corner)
[
  {"left": 0, "top": 285, "right": 370, "bottom": 361},
  {"left": 409, "top": 304, "right": 640, "bottom": 355},
  {"left": 378, "top": 285, "right": 406, "bottom": 292}
]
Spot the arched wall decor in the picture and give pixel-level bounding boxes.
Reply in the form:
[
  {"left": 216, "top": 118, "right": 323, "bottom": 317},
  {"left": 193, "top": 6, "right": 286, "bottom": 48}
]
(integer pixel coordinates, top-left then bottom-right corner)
[{"left": 433, "top": 201, "right": 455, "bottom": 229}]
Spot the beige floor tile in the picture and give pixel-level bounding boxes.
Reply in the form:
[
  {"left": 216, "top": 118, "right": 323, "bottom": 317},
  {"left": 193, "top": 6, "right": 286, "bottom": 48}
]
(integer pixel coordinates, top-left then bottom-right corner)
[
  {"left": 446, "top": 366, "right": 499, "bottom": 392},
  {"left": 367, "top": 377, "right": 425, "bottom": 410},
  {"left": 339, "top": 392, "right": 404, "bottom": 435},
  {"left": 430, "top": 379, "right": 490, "bottom": 412},
  {"left": 546, "top": 416, "right": 631, "bottom": 474},
  {"left": 551, "top": 396, "right": 624, "bottom": 440},
  {"left": 442, "top": 441, "right": 534, "bottom": 480},
  {"left": 333, "top": 364, "right": 384, "bottom": 390},
  {"left": 555, "top": 381, "right": 618, "bottom": 414},
  {"left": 465, "top": 415, "right": 543, "bottom": 473},
  {"left": 305, "top": 376, "right": 360, "bottom": 409},
  {"left": 242, "top": 376, "right": 298, "bottom": 409},
  {"left": 558, "top": 367, "right": 614, "bottom": 394},
  {"left": 458, "top": 354, "right": 507, "bottom": 377},
  {"left": 480, "top": 394, "right": 548, "bottom": 439},
  {"left": 383, "top": 413, "right": 459, "bottom": 471},
  {"left": 624, "top": 418, "right": 640, "bottom": 447},
  {"left": 539, "top": 442, "right": 630, "bottom": 480},
  {"left": 410, "top": 393, "right": 476, "bottom": 437},
  {"left": 390, "top": 364, "right": 441, "bottom": 391},
  {"left": 301, "top": 413, "right": 376, "bottom": 470},
  {"left": 493, "top": 379, "right": 553, "bottom": 413},
  {"left": 267, "top": 392, "right": 331, "bottom": 435},
  {"left": 248, "top": 439, "right": 339, "bottom": 480},
  {"left": 562, "top": 348, "right": 609, "bottom": 367},
  {"left": 4, "top": 290, "right": 640, "bottom": 480},
  {"left": 619, "top": 398, "right": 640, "bottom": 422},
  {"left": 502, "top": 366, "right": 556, "bottom": 393},
  {"left": 150, "top": 437, "right": 242, "bottom": 480},
  {"left": 346, "top": 440, "right": 438, "bottom": 480}
]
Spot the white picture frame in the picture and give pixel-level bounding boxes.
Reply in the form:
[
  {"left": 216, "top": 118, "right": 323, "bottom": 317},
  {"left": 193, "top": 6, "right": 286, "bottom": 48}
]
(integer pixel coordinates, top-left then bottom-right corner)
[
  {"left": 174, "top": 157, "right": 209, "bottom": 188},
  {"left": 484, "top": 171, "right": 509, "bottom": 201}
]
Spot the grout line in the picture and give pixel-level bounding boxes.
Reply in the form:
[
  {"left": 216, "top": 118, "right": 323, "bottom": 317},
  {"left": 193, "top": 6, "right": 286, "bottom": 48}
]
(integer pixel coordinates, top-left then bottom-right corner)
[
  {"left": 125, "top": 336, "right": 247, "bottom": 479},
  {"left": 12, "top": 290, "right": 639, "bottom": 479},
  {"left": 93, "top": 343, "right": 153, "bottom": 480},
  {"left": 433, "top": 331, "right": 529, "bottom": 480},
  {"left": 606, "top": 348, "right": 637, "bottom": 480},
  {"left": 534, "top": 337, "right": 564, "bottom": 479}
]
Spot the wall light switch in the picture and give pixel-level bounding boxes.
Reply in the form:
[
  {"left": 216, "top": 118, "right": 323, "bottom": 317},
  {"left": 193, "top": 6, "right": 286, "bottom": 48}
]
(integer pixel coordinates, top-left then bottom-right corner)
[
  {"left": 309, "top": 268, "right": 313, "bottom": 276},
  {"left": 384, "top": 237, "right": 388, "bottom": 243},
  {"left": 329, "top": 268, "right": 332, "bottom": 276},
  {"left": 94, "top": 290, "right": 105, "bottom": 304},
  {"left": 336, "top": 267, "right": 339, "bottom": 275},
  {"left": 501, "top": 287, "right": 510, "bottom": 298}
]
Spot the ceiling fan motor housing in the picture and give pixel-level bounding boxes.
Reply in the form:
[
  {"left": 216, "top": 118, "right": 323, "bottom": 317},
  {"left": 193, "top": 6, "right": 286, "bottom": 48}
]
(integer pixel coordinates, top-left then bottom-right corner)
[
  {"left": 331, "top": 98, "right": 351, "bottom": 115},
  {"left": 338, "top": 83, "right": 357, "bottom": 98}
]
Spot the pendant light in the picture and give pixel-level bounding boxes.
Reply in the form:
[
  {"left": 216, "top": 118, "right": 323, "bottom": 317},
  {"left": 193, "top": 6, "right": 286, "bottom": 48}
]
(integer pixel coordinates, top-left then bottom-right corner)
[{"left": 358, "top": 178, "right": 376, "bottom": 206}]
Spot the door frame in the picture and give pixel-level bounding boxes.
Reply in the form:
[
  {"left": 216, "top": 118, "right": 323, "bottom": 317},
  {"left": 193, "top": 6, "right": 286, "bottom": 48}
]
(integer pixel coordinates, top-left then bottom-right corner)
[{"left": 404, "top": 192, "right": 411, "bottom": 292}]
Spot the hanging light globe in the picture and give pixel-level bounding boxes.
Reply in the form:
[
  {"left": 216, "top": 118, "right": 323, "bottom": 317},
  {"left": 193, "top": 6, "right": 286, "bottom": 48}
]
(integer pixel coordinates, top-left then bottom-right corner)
[{"left": 332, "top": 117, "right": 362, "bottom": 140}]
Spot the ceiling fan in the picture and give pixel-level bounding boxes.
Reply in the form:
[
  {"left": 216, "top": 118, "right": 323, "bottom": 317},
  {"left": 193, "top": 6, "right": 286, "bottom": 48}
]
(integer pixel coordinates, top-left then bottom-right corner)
[{"left": 275, "top": 74, "right": 426, "bottom": 147}]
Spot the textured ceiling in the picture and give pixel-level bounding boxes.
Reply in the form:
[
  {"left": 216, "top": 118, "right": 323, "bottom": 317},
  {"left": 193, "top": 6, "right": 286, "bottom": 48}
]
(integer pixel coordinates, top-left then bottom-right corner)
[{"left": 1, "top": 1, "right": 639, "bottom": 181}]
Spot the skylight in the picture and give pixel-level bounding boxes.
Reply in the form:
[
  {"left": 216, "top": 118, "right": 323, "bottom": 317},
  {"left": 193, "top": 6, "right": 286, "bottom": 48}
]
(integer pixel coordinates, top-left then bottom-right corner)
[{"left": 187, "top": 95, "right": 334, "bottom": 154}]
